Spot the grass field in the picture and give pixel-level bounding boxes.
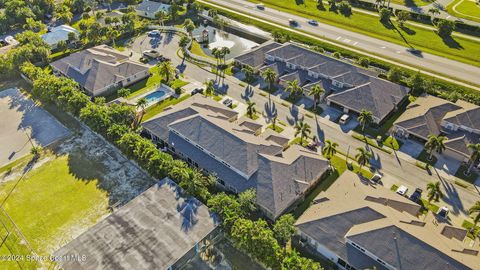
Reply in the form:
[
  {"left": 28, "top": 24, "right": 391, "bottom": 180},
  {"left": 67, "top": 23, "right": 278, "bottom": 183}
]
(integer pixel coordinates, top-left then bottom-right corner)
[
  {"left": 447, "top": 0, "right": 480, "bottom": 23},
  {"left": 390, "top": 0, "right": 433, "bottom": 6},
  {"left": 0, "top": 152, "right": 110, "bottom": 269},
  {"left": 246, "top": 0, "right": 480, "bottom": 67}
]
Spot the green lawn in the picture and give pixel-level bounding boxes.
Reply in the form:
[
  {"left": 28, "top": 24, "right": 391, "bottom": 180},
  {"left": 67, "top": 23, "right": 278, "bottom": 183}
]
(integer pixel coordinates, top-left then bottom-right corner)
[
  {"left": 267, "top": 124, "right": 284, "bottom": 133},
  {"left": 462, "top": 220, "right": 480, "bottom": 239},
  {"left": 447, "top": 0, "right": 480, "bottom": 23},
  {"left": 190, "top": 40, "right": 215, "bottom": 59},
  {"left": 0, "top": 153, "right": 110, "bottom": 265},
  {"left": 454, "top": 164, "right": 479, "bottom": 183},
  {"left": 170, "top": 78, "right": 189, "bottom": 89},
  {"left": 420, "top": 198, "right": 440, "bottom": 214},
  {"left": 143, "top": 94, "right": 192, "bottom": 121},
  {"left": 417, "top": 149, "right": 438, "bottom": 166},
  {"left": 383, "top": 136, "right": 402, "bottom": 150},
  {"left": 246, "top": 0, "right": 480, "bottom": 67},
  {"left": 126, "top": 66, "right": 164, "bottom": 99},
  {"left": 390, "top": 0, "right": 433, "bottom": 6}
]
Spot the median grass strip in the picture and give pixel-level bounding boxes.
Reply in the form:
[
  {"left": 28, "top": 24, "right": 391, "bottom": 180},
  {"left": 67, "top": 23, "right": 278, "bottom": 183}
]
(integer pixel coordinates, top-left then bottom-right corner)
[
  {"left": 267, "top": 124, "right": 284, "bottom": 133},
  {"left": 454, "top": 164, "right": 478, "bottom": 183},
  {"left": 351, "top": 133, "right": 392, "bottom": 154},
  {"left": 420, "top": 199, "right": 440, "bottom": 214},
  {"left": 462, "top": 220, "right": 480, "bottom": 239},
  {"left": 246, "top": 0, "right": 480, "bottom": 67}
]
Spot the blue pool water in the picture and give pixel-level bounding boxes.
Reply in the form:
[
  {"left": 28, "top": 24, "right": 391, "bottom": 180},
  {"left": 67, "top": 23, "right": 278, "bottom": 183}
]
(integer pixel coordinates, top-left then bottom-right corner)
[{"left": 144, "top": 90, "right": 166, "bottom": 103}]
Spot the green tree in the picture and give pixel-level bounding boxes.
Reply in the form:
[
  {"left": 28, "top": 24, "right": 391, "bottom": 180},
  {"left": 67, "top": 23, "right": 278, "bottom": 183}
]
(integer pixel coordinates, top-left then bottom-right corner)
[
  {"left": 468, "top": 201, "right": 480, "bottom": 233},
  {"left": 466, "top": 143, "right": 480, "bottom": 175},
  {"left": 238, "top": 188, "right": 257, "bottom": 215},
  {"left": 436, "top": 19, "right": 455, "bottom": 37},
  {"left": 322, "top": 140, "right": 338, "bottom": 168},
  {"left": 155, "top": 10, "right": 167, "bottom": 26},
  {"left": 117, "top": 88, "right": 131, "bottom": 98},
  {"left": 426, "top": 181, "right": 443, "bottom": 204},
  {"left": 241, "top": 65, "right": 255, "bottom": 85},
  {"left": 220, "top": 46, "right": 230, "bottom": 65},
  {"left": 285, "top": 79, "right": 303, "bottom": 99},
  {"left": 281, "top": 250, "right": 322, "bottom": 270},
  {"left": 273, "top": 214, "right": 296, "bottom": 248},
  {"left": 358, "top": 109, "right": 373, "bottom": 134},
  {"left": 308, "top": 84, "right": 325, "bottom": 110},
  {"left": 204, "top": 79, "right": 215, "bottom": 96},
  {"left": 179, "top": 168, "right": 212, "bottom": 201},
  {"left": 357, "top": 57, "right": 369, "bottom": 68},
  {"left": 157, "top": 61, "right": 175, "bottom": 83},
  {"left": 396, "top": 10, "right": 410, "bottom": 27},
  {"left": 207, "top": 193, "right": 244, "bottom": 230},
  {"left": 178, "top": 35, "right": 191, "bottom": 63},
  {"left": 407, "top": 72, "right": 425, "bottom": 95},
  {"left": 183, "top": 18, "right": 195, "bottom": 36},
  {"left": 387, "top": 67, "right": 402, "bottom": 83},
  {"left": 428, "top": 7, "right": 440, "bottom": 23},
  {"left": 55, "top": 4, "right": 73, "bottom": 23},
  {"left": 23, "top": 17, "right": 46, "bottom": 32},
  {"left": 261, "top": 68, "right": 277, "bottom": 92},
  {"left": 425, "top": 134, "right": 446, "bottom": 161},
  {"left": 294, "top": 120, "right": 311, "bottom": 144},
  {"left": 57, "top": 40, "right": 68, "bottom": 53},
  {"left": 246, "top": 101, "right": 257, "bottom": 118},
  {"left": 379, "top": 8, "right": 391, "bottom": 22},
  {"left": 30, "top": 145, "right": 42, "bottom": 158},
  {"left": 355, "top": 147, "right": 372, "bottom": 172}
]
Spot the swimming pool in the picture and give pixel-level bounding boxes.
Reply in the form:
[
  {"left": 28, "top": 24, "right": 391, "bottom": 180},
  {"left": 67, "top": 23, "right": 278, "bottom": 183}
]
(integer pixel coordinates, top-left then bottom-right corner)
[{"left": 144, "top": 90, "right": 166, "bottom": 103}]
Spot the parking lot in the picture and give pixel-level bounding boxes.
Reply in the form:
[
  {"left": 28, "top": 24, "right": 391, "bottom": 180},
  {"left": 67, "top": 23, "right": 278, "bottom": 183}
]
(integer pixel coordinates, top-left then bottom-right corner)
[{"left": 0, "top": 88, "right": 70, "bottom": 166}]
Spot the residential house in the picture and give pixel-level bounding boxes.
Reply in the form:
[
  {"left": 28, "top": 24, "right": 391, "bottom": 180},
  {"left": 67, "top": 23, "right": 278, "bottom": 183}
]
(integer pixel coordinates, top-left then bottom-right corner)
[
  {"left": 54, "top": 178, "right": 219, "bottom": 270},
  {"left": 136, "top": 0, "right": 171, "bottom": 19},
  {"left": 235, "top": 42, "right": 410, "bottom": 124},
  {"left": 296, "top": 171, "right": 479, "bottom": 270},
  {"left": 394, "top": 95, "right": 480, "bottom": 163},
  {"left": 50, "top": 45, "right": 150, "bottom": 96},
  {"left": 41, "top": 24, "right": 79, "bottom": 49},
  {"left": 142, "top": 95, "right": 330, "bottom": 220}
]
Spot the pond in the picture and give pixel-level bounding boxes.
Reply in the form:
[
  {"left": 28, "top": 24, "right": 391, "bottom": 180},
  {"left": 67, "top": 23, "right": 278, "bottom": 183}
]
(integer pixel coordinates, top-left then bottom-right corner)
[{"left": 192, "top": 25, "right": 259, "bottom": 60}]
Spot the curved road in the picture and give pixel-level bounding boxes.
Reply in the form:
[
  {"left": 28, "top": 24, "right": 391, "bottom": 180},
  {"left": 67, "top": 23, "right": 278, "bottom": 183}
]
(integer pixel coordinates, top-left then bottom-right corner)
[{"left": 200, "top": 0, "right": 480, "bottom": 89}]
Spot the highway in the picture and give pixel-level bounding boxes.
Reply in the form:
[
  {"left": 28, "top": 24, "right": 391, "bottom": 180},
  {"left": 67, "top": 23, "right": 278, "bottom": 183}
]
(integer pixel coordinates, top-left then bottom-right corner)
[{"left": 199, "top": 0, "right": 480, "bottom": 90}]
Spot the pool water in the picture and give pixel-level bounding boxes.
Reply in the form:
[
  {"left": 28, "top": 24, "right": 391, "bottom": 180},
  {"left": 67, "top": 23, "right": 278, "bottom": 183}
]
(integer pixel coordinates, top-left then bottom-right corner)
[{"left": 144, "top": 91, "right": 166, "bottom": 103}]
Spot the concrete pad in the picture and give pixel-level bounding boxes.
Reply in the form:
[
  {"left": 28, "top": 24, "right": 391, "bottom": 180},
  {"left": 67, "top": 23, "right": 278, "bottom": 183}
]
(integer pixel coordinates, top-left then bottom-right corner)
[
  {"left": 0, "top": 88, "right": 70, "bottom": 166},
  {"left": 399, "top": 139, "right": 424, "bottom": 159}
]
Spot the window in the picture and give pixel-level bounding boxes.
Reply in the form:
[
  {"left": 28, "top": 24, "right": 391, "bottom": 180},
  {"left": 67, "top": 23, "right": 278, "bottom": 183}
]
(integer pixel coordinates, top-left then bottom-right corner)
[{"left": 337, "top": 259, "right": 346, "bottom": 267}]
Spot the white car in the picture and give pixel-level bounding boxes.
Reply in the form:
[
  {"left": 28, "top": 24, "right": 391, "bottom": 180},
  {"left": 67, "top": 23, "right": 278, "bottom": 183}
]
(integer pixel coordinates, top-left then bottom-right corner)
[
  {"left": 143, "top": 50, "right": 160, "bottom": 58},
  {"left": 437, "top": 206, "right": 449, "bottom": 219},
  {"left": 308, "top": 20, "right": 318, "bottom": 26},
  {"left": 396, "top": 185, "right": 408, "bottom": 196},
  {"left": 339, "top": 114, "right": 350, "bottom": 125}
]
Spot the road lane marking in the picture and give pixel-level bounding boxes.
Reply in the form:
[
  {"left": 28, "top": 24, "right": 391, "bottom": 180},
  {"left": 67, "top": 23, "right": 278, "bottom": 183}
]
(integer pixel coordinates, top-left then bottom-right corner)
[{"left": 336, "top": 36, "right": 342, "bottom": 40}]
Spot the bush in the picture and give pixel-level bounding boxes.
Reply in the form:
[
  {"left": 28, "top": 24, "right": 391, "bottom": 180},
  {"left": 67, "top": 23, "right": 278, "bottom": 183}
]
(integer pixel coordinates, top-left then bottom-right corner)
[
  {"left": 436, "top": 19, "right": 455, "bottom": 37},
  {"left": 357, "top": 57, "right": 369, "bottom": 67}
]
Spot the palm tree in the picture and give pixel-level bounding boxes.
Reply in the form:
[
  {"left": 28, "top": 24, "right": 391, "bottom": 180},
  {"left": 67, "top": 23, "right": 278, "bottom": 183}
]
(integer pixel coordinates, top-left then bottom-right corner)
[
  {"left": 271, "top": 115, "right": 278, "bottom": 130},
  {"left": 323, "top": 140, "right": 338, "bottom": 169},
  {"left": 466, "top": 143, "right": 480, "bottom": 176},
  {"left": 178, "top": 36, "right": 191, "bottom": 63},
  {"left": 204, "top": 79, "right": 215, "bottom": 96},
  {"left": 286, "top": 80, "right": 303, "bottom": 99},
  {"left": 133, "top": 97, "right": 148, "bottom": 128},
  {"left": 468, "top": 201, "right": 480, "bottom": 233},
  {"left": 261, "top": 68, "right": 277, "bottom": 92},
  {"left": 426, "top": 181, "right": 443, "bottom": 204},
  {"left": 308, "top": 84, "right": 325, "bottom": 110},
  {"left": 355, "top": 147, "right": 372, "bottom": 172},
  {"left": 425, "top": 134, "right": 446, "bottom": 161},
  {"left": 241, "top": 65, "right": 255, "bottom": 85},
  {"left": 294, "top": 120, "right": 311, "bottom": 144},
  {"left": 220, "top": 46, "right": 230, "bottom": 65},
  {"left": 246, "top": 101, "right": 256, "bottom": 118},
  {"left": 183, "top": 19, "right": 195, "bottom": 37},
  {"left": 358, "top": 109, "right": 373, "bottom": 134},
  {"left": 155, "top": 10, "right": 167, "bottom": 26},
  {"left": 428, "top": 8, "right": 440, "bottom": 24},
  {"left": 211, "top": 47, "right": 221, "bottom": 66},
  {"left": 157, "top": 61, "right": 175, "bottom": 83}
]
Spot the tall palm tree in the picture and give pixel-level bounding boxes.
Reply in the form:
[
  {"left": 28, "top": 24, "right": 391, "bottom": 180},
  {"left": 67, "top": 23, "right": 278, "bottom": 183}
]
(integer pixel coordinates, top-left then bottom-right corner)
[
  {"left": 261, "top": 68, "right": 277, "bottom": 92},
  {"left": 220, "top": 46, "right": 230, "bottom": 65},
  {"left": 308, "top": 84, "right": 325, "bottom": 110},
  {"left": 294, "top": 120, "right": 311, "bottom": 144},
  {"left": 466, "top": 143, "right": 480, "bottom": 175},
  {"left": 428, "top": 8, "right": 440, "bottom": 24},
  {"left": 241, "top": 65, "right": 255, "bottom": 85},
  {"left": 204, "top": 79, "right": 215, "bottom": 96},
  {"left": 211, "top": 47, "right": 221, "bottom": 66},
  {"left": 468, "top": 201, "right": 480, "bottom": 233},
  {"left": 426, "top": 181, "right": 443, "bottom": 204},
  {"left": 355, "top": 147, "right": 372, "bottom": 172},
  {"left": 246, "top": 101, "right": 256, "bottom": 118},
  {"left": 132, "top": 97, "right": 148, "bottom": 128},
  {"left": 358, "top": 109, "right": 373, "bottom": 134},
  {"left": 183, "top": 19, "right": 195, "bottom": 37},
  {"left": 425, "top": 134, "right": 446, "bottom": 161},
  {"left": 157, "top": 61, "right": 175, "bottom": 83},
  {"left": 286, "top": 80, "right": 303, "bottom": 99},
  {"left": 271, "top": 115, "right": 278, "bottom": 130},
  {"left": 323, "top": 140, "right": 338, "bottom": 160},
  {"left": 178, "top": 36, "right": 191, "bottom": 63}
]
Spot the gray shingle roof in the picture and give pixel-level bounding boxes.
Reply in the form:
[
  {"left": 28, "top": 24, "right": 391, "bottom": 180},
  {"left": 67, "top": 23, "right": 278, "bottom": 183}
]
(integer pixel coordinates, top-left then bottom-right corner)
[
  {"left": 51, "top": 45, "right": 149, "bottom": 95},
  {"left": 348, "top": 225, "right": 471, "bottom": 270},
  {"left": 54, "top": 178, "right": 218, "bottom": 270},
  {"left": 234, "top": 41, "right": 282, "bottom": 68},
  {"left": 136, "top": 0, "right": 169, "bottom": 12}
]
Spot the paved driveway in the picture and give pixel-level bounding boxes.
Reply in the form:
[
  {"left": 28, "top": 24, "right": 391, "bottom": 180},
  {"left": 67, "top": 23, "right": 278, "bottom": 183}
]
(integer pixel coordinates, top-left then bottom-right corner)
[
  {"left": 399, "top": 139, "right": 424, "bottom": 158},
  {"left": 0, "top": 88, "right": 70, "bottom": 166}
]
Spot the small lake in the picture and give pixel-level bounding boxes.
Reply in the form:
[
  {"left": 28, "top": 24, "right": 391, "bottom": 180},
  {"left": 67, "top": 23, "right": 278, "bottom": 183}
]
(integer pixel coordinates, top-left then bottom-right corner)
[{"left": 192, "top": 25, "right": 259, "bottom": 60}]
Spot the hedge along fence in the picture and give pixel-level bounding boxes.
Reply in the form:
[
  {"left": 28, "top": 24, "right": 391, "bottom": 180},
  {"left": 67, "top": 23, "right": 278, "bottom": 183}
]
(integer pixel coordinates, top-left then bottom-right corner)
[{"left": 199, "top": 4, "right": 480, "bottom": 106}]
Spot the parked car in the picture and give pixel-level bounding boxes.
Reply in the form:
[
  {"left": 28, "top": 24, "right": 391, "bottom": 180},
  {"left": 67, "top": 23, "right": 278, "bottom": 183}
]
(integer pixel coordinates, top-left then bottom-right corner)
[
  {"left": 370, "top": 173, "right": 382, "bottom": 184},
  {"left": 191, "top": 88, "right": 204, "bottom": 95},
  {"left": 437, "top": 206, "right": 449, "bottom": 219},
  {"left": 409, "top": 188, "right": 423, "bottom": 203},
  {"left": 143, "top": 50, "right": 160, "bottom": 58},
  {"left": 289, "top": 19, "right": 298, "bottom": 26},
  {"left": 223, "top": 98, "right": 233, "bottom": 108},
  {"left": 148, "top": 30, "right": 161, "bottom": 37},
  {"left": 158, "top": 56, "right": 170, "bottom": 62},
  {"left": 396, "top": 185, "right": 408, "bottom": 196},
  {"left": 308, "top": 20, "right": 318, "bottom": 26},
  {"left": 339, "top": 114, "right": 350, "bottom": 125}
]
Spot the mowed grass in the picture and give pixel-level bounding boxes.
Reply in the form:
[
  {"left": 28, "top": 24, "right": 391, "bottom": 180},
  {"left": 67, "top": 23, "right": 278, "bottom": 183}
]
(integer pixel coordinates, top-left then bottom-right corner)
[
  {"left": 447, "top": 0, "right": 480, "bottom": 23},
  {"left": 247, "top": 0, "right": 480, "bottom": 66},
  {"left": 0, "top": 152, "right": 110, "bottom": 259},
  {"left": 390, "top": 0, "right": 433, "bottom": 6}
]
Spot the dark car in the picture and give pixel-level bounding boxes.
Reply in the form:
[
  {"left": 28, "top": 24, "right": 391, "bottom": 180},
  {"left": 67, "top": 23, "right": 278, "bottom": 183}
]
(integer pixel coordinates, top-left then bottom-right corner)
[
  {"left": 191, "top": 88, "right": 204, "bottom": 95},
  {"left": 223, "top": 98, "right": 233, "bottom": 108},
  {"left": 407, "top": 48, "right": 422, "bottom": 56},
  {"left": 409, "top": 188, "right": 422, "bottom": 203}
]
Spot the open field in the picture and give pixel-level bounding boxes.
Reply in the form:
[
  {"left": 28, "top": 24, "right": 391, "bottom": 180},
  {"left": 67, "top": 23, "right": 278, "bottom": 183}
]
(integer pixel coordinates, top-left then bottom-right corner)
[
  {"left": 447, "top": 0, "right": 480, "bottom": 23},
  {"left": 0, "top": 102, "right": 155, "bottom": 269},
  {"left": 247, "top": 0, "right": 480, "bottom": 67}
]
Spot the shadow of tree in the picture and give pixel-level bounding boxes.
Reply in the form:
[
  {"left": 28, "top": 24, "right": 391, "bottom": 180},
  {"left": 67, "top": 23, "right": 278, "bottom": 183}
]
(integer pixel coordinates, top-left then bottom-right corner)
[
  {"left": 440, "top": 34, "right": 464, "bottom": 49},
  {"left": 400, "top": 25, "right": 416, "bottom": 35}
]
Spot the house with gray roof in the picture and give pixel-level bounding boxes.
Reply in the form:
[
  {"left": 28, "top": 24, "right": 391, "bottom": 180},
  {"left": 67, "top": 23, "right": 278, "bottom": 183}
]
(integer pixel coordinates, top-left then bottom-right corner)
[
  {"left": 234, "top": 42, "right": 409, "bottom": 124},
  {"left": 136, "top": 0, "right": 171, "bottom": 19},
  {"left": 142, "top": 95, "right": 329, "bottom": 220},
  {"left": 54, "top": 178, "right": 219, "bottom": 270},
  {"left": 296, "top": 171, "right": 480, "bottom": 270},
  {"left": 51, "top": 45, "right": 150, "bottom": 96},
  {"left": 394, "top": 95, "right": 480, "bottom": 163}
]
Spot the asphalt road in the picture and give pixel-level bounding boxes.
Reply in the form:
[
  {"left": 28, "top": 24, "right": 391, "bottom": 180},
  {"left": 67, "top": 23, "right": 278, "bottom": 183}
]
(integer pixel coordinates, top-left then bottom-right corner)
[{"left": 199, "top": 0, "right": 480, "bottom": 89}]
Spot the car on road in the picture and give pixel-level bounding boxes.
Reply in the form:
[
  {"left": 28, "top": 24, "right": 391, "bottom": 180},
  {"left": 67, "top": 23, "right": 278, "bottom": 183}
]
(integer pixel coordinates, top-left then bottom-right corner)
[
  {"left": 396, "top": 185, "right": 408, "bottom": 196},
  {"left": 143, "top": 50, "right": 160, "bottom": 58},
  {"left": 437, "top": 206, "right": 449, "bottom": 219},
  {"left": 289, "top": 19, "right": 298, "bottom": 26},
  {"left": 308, "top": 20, "right": 318, "bottom": 26},
  {"left": 223, "top": 98, "right": 233, "bottom": 108},
  {"left": 148, "top": 30, "right": 161, "bottom": 37},
  {"left": 370, "top": 173, "right": 382, "bottom": 184},
  {"left": 339, "top": 114, "right": 350, "bottom": 125},
  {"left": 406, "top": 48, "right": 422, "bottom": 55},
  {"left": 409, "top": 188, "right": 422, "bottom": 203},
  {"left": 256, "top": 3, "right": 265, "bottom": 9}
]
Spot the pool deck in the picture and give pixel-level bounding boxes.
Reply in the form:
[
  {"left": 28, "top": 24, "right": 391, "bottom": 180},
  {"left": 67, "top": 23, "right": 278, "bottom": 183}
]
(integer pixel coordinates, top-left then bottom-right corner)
[{"left": 131, "top": 84, "right": 176, "bottom": 109}]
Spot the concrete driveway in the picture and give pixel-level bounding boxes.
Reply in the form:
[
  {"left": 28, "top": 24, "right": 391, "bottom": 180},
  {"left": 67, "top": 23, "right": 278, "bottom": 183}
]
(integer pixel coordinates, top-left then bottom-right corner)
[{"left": 399, "top": 139, "right": 424, "bottom": 159}]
